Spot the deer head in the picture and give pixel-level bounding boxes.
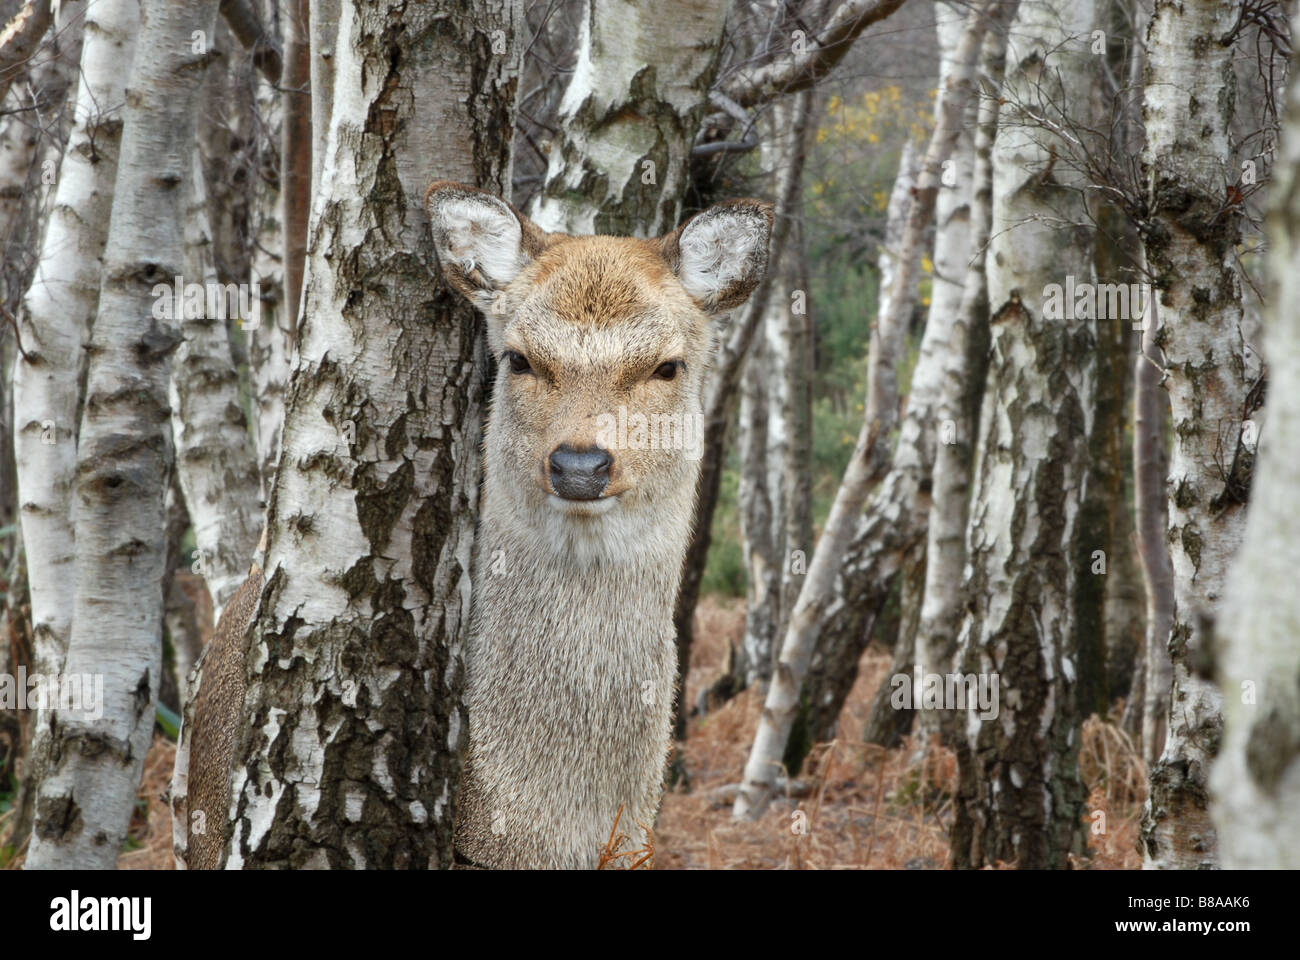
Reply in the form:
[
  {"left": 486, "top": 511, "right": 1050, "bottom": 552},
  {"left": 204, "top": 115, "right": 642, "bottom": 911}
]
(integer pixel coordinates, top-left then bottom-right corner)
[{"left": 426, "top": 181, "right": 772, "bottom": 565}]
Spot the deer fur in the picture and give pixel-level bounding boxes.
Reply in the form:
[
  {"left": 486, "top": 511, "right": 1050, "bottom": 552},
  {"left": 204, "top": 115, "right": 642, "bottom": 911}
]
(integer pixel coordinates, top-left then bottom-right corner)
[
  {"left": 427, "top": 182, "right": 772, "bottom": 868},
  {"left": 175, "top": 183, "right": 771, "bottom": 870}
]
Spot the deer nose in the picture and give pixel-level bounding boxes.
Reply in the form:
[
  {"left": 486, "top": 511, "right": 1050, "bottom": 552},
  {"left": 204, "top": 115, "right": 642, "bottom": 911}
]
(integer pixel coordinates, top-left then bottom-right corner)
[{"left": 548, "top": 444, "right": 612, "bottom": 501}]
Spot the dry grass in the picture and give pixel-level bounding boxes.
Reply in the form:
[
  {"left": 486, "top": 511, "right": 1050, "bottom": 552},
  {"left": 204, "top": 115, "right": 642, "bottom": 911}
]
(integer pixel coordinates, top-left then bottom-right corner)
[
  {"left": 596, "top": 803, "right": 655, "bottom": 869},
  {"left": 655, "top": 597, "right": 1145, "bottom": 870}
]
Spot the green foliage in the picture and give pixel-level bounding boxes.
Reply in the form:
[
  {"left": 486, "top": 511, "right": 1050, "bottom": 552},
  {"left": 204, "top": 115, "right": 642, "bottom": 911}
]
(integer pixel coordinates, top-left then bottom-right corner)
[{"left": 700, "top": 457, "right": 746, "bottom": 598}]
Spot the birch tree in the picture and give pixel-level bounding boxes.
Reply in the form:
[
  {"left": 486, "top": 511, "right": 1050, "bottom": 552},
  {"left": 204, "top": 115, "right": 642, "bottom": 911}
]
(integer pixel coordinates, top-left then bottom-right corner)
[
  {"left": 169, "top": 149, "right": 262, "bottom": 618},
  {"left": 1211, "top": 16, "right": 1300, "bottom": 864},
  {"left": 1138, "top": 0, "right": 1255, "bottom": 871},
  {"left": 913, "top": 6, "right": 1007, "bottom": 743},
  {"left": 895, "top": 1, "right": 975, "bottom": 744},
  {"left": 13, "top": 0, "right": 132, "bottom": 701},
  {"left": 309, "top": 0, "right": 339, "bottom": 200},
  {"left": 1134, "top": 261, "right": 1174, "bottom": 765},
  {"left": 222, "top": 0, "right": 522, "bottom": 869},
  {"left": 736, "top": 94, "right": 817, "bottom": 692},
  {"left": 248, "top": 0, "right": 288, "bottom": 495},
  {"left": 280, "top": 0, "right": 310, "bottom": 326},
  {"left": 734, "top": 3, "right": 992, "bottom": 819},
  {"left": 2, "top": 0, "right": 86, "bottom": 849},
  {"left": 788, "top": 137, "right": 921, "bottom": 756},
  {"left": 26, "top": 0, "right": 220, "bottom": 870},
  {"left": 949, "top": 0, "right": 1098, "bottom": 870}
]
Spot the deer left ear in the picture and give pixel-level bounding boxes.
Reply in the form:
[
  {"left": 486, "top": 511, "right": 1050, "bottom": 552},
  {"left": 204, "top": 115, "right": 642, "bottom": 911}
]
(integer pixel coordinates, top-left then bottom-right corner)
[
  {"left": 659, "top": 198, "right": 774, "bottom": 313},
  {"left": 425, "top": 180, "right": 551, "bottom": 314}
]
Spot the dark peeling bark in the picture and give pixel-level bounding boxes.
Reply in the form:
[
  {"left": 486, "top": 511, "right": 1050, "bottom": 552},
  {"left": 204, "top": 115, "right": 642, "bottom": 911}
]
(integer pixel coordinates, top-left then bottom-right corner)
[
  {"left": 224, "top": 0, "right": 521, "bottom": 870},
  {"left": 950, "top": 297, "right": 1092, "bottom": 871}
]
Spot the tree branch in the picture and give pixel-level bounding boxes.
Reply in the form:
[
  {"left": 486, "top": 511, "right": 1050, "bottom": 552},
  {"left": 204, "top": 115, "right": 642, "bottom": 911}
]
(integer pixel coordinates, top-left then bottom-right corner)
[
  {"left": 0, "top": 0, "right": 52, "bottom": 106},
  {"left": 722, "top": 0, "right": 911, "bottom": 109},
  {"left": 220, "top": 0, "right": 282, "bottom": 83}
]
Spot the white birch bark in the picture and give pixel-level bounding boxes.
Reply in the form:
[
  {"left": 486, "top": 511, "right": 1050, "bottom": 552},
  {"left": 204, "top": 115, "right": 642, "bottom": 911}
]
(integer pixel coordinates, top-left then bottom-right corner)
[
  {"left": 169, "top": 148, "right": 262, "bottom": 619},
  {"left": 26, "top": 0, "right": 220, "bottom": 870},
  {"left": 909, "top": 2, "right": 977, "bottom": 738},
  {"left": 248, "top": 0, "right": 288, "bottom": 498},
  {"left": 739, "top": 326, "right": 780, "bottom": 684},
  {"left": 1134, "top": 255, "right": 1174, "bottom": 766},
  {"left": 12, "top": 0, "right": 130, "bottom": 689},
  {"left": 1211, "top": 18, "right": 1300, "bottom": 864},
  {"left": 734, "top": 3, "right": 993, "bottom": 820},
  {"left": 738, "top": 97, "right": 806, "bottom": 689},
  {"left": 529, "top": 0, "right": 729, "bottom": 237},
  {"left": 10, "top": 0, "right": 132, "bottom": 855},
  {"left": 279, "top": 0, "right": 309, "bottom": 326},
  {"left": 0, "top": 0, "right": 80, "bottom": 301},
  {"left": 223, "top": 0, "right": 522, "bottom": 869},
  {"left": 950, "top": 0, "right": 1097, "bottom": 870},
  {"left": 1138, "top": 0, "right": 1252, "bottom": 871},
  {"left": 309, "top": 0, "right": 338, "bottom": 203}
]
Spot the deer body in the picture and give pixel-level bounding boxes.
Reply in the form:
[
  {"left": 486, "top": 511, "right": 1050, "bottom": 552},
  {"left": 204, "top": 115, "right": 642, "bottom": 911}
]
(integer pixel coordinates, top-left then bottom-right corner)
[
  {"left": 427, "top": 184, "right": 772, "bottom": 869},
  {"left": 454, "top": 500, "right": 683, "bottom": 868}
]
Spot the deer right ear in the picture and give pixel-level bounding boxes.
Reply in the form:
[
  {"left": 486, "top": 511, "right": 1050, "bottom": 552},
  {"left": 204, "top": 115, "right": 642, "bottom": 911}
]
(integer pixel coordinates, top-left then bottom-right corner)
[
  {"left": 659, "top": 198, "right": 774, "bottom": 314},
  {"left": 425, "top": 181, "right": 548, "bottom": 314}
]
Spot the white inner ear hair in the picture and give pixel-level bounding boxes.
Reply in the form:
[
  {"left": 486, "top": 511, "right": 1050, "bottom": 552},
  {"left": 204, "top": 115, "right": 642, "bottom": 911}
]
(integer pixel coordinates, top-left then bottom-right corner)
[
  {"left": 677, "top": 210, "right": 765, "bottom": 306},
  {"left": 436, "top": 196, "right": 525, "bottom": 291}
]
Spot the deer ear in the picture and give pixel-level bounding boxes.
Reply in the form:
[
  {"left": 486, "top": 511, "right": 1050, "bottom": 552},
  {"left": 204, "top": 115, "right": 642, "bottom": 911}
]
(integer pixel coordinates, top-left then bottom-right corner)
[
  {"left": 425, "top": 181, "right": 550, "bottom": 313},
  {"left": 660, "top": 199, "right": 774, "bottom": 313}
]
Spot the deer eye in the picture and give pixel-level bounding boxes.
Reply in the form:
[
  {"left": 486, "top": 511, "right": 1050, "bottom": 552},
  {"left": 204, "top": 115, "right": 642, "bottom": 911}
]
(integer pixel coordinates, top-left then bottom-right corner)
[
  {"left": 652, "top": 360, "right": 681, "bottom": 381},
  {"left": 505, "top": 350, "right": 532, "bottom": 375}
]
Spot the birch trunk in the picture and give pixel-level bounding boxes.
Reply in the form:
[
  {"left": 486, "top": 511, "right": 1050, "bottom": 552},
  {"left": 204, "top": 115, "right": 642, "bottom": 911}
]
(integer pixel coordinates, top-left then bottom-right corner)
[
  {"left": 914, "top": 8, "right": 1008, "bottom": 746},
  {"left": 2, "top": 0, "right": 89, "bottom": 852},
  {"left": 1138, "top": 0, "right": 1253, "bottom": 871},
  {"left": 738, "top": 327, "right": 779, "bottom": 685},
  {"left": 1210, "top": 19, "right": 1300, "bottom": 863},
  {"left": 26, "top": 0, "right": 219, "bottom": 870},
  {"left": 785, "top": 137, "right": 921, "bottom": 761},
  {"left": 280, "top": 0, "right": 310, "bottom": 328},
  {"left": 0, "top": 0, "right": 80, "bottom": 304},
  {"left": 169, "top": 148, "right": 262, "bottom": 618},
  {"left": 309, "top": 0, "right": 338, "bottom": 202},
  {"left": 13, "top": 0, "right": 132, "bottom": 698},
  {"left": 736, "top": 96, "right": 809, "bottom": 691},
  {"left": 248, "top": 0, "right": 288, "bottom": 497},
  {"left": 904, "top": 0, "right": 976, "bottom": 743},
  {"left": 528, "top": 0, "right": 728, "bottom": 236},
  {"left": 950, "top": 0, "right": 1098, "bottom": 870},
  {"left": 1134, "top": 259, "right": 1173, "bottom": 766},
  {"left": 223, "top": 0, "right": 521, "bottom": 869},
  {"left": 734, "top": 4, "right": 993, "bottom": 820}
]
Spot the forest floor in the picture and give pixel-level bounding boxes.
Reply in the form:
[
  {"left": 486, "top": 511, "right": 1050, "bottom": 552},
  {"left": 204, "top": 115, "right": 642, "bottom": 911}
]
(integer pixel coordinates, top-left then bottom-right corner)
[
  {"left": 81, "top": 597, "right": 1142, "bottom": 870},
  {"left": 654, "top": 598, "right": 1145, "bottom": 870}
]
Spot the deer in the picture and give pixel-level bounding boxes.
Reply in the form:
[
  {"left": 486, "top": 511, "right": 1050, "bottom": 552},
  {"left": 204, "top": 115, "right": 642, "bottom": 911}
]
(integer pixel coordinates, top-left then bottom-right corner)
[
  {"left": 426, "top": 182, "right": 772, "bottom": 869},
  {"left": 174, "top": 182, "right": 772, "bottom": 870}
]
